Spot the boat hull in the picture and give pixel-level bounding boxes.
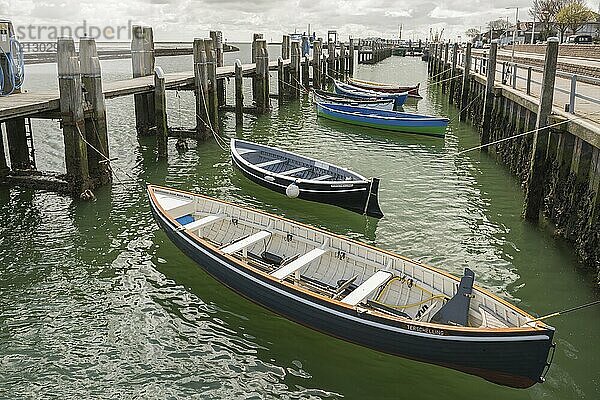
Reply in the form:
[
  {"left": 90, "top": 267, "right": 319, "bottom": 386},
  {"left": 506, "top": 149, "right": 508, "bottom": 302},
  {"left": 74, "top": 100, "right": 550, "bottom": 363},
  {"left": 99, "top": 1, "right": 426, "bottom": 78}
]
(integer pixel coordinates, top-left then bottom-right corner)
[
  {"left": 348, "top": 79, "right": 421, "bottom": 98},
  {"left": 148, "top": 189, "right": 555, "bottom": 389},
  {"left": 316, "top": 103, "right": 448, "bottom": 137},
  {"left": 334, "top": 81, "right": 408, "bottom": 107},
  {"left": 232, "top": 153, "right": 383, "bottom": 218},
  {"left": 313, "top": 91, "right": 394, "bottom": 110}
]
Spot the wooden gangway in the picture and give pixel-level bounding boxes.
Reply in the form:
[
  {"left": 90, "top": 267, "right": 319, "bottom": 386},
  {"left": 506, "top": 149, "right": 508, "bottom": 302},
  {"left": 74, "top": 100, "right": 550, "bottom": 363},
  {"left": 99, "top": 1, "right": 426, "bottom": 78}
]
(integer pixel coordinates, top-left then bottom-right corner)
[{"left": 0, "top": 60, "right": 292, "bottom": 120}]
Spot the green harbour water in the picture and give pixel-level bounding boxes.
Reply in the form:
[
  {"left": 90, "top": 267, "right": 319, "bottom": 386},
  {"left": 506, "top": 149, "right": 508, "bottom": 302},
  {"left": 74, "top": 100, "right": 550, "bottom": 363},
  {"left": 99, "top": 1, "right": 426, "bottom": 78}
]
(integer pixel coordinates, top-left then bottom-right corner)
[{"left": 1, "top": 45, "right": 599, "bottom": 399}]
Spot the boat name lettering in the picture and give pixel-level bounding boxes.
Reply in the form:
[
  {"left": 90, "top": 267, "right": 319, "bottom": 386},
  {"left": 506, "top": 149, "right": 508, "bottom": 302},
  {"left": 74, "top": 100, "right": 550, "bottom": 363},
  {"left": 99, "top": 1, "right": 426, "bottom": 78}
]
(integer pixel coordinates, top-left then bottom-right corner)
[
  {"left": 331, "top": 183, "right": 353, "bottom": 188},
  {"left": 264, "top": 175, "right": 275, "bottom": 182},
  {"left": 406, "top": 325, "right": 445, "bottom": 335},
  {"left": 232, "top": 218, "right": 239, "bottom": 226},
  {"left": 286, "top": 233, "right": 293, "bottom": 242},
  {"left": 335, "top": 251, "right": 346, "bottom": 260}
]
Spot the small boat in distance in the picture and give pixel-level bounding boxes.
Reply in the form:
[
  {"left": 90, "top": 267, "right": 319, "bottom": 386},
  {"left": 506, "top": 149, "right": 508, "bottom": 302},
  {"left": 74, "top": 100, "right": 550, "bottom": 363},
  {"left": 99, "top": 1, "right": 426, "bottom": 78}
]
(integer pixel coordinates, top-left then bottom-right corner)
[
  {"left": 348, "top": 77, "right": 422, "bottom": 98},
  {"left": 148, "top": 184, "right": 555, "bottom": 389},
  {"left": 333, "top": 80, "right": 408, "bottom": 107},
  {"left": 316, "top": 102, "right": 449, "bottom": 137},
  {"left": 313, "top": 89, "right": 395, "bottom": 110},
  {"left": 230, "top": 139, "right": 384, "bottom": 218}
]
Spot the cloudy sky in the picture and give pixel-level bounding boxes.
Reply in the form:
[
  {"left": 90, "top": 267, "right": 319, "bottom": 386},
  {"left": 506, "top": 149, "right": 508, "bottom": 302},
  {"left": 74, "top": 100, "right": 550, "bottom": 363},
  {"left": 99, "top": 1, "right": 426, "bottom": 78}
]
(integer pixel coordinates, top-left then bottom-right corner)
[{"left": 1, "top": 0, "right": 598, "bottom": 42}]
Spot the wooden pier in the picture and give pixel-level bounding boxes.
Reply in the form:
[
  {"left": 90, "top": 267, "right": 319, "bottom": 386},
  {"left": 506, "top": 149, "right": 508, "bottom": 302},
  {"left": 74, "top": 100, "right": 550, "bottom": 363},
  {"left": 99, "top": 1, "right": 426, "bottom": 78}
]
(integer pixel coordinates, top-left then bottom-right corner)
[
  {"left": 0, "top": 27, "right": 359, "bottom": 195},
  {"left": 428, "top": 39, "right": 600, "bottom": 277}
]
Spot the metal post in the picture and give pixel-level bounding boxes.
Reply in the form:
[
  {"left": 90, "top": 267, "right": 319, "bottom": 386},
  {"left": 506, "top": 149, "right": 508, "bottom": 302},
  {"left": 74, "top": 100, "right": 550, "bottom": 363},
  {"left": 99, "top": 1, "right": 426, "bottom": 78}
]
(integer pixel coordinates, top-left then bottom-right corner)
[{"left": 569, "top": 75, "right": 577, "bottom": 113}]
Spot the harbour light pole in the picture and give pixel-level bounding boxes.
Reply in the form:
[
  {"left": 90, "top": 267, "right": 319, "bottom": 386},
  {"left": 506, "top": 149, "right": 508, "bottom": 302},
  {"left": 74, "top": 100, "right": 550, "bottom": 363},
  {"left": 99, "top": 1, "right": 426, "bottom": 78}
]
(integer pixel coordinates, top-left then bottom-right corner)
[{"left": 506, "top": 6, "right": 519, "bottom": 63}]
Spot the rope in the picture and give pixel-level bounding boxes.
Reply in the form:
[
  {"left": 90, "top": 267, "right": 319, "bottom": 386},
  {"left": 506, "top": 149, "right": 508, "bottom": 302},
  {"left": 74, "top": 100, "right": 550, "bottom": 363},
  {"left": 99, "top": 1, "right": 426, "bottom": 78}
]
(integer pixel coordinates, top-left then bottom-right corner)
[
  {"left": 380, "top": 116, "right": 584, "bottom": 180},
  {"left": 197, "top": 81, "right": 227, "bottom": 151}
]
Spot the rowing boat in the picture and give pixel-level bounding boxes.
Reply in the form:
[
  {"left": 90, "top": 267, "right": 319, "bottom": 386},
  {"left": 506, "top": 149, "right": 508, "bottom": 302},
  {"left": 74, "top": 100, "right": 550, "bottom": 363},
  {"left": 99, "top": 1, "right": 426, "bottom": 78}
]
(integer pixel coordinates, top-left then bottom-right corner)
[
  {"left": 348, "top": 77, "right": 422, "bottom": 98},
  {"left": 313, "top": 89, "right": 395, "bottom": 110},
  {"left": 230, "top": 139, "right": 384, "bottom": 218},
  {"left": 333, "top": 80, "right": 408, "bottom": 107},
  {"left": 316, "top": 102, "right": 449, "bottom": 137},
  {"left": 148, "top": 184, "right": 555, "bottom": 388}
]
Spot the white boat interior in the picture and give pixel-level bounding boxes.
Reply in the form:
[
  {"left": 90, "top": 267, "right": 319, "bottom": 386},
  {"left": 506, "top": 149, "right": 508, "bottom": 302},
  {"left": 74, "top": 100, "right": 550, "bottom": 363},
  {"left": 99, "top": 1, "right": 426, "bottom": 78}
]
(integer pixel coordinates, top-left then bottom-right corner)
[
  {"left": 153, "top": 187, "right": 542, "bottom": 330},
  {"left": 232, "top": 139, "right": 367, "bottom": 183}
]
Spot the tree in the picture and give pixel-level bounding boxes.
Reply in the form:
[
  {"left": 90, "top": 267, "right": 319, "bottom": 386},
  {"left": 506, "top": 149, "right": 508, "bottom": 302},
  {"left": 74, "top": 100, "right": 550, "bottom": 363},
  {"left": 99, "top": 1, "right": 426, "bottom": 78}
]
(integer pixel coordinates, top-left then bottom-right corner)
[
  {"left": 465, "top": 28, "right": 480, "bottom": 39},
  {"left": 530, "top": 0, "right": 566, "bottom": 40},
  {"left": 487, "top": 18, "right": 511, "bottom": 31},
  {"left": 556, "top": 0, "right": 595, "bottom": 37}
]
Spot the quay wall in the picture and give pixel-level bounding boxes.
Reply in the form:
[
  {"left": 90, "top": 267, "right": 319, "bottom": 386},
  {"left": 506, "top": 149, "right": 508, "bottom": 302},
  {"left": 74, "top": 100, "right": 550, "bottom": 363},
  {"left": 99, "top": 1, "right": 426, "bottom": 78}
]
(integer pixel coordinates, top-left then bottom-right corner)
[{"left": 431, "top": 44, "right": 600, "bottom": 283}]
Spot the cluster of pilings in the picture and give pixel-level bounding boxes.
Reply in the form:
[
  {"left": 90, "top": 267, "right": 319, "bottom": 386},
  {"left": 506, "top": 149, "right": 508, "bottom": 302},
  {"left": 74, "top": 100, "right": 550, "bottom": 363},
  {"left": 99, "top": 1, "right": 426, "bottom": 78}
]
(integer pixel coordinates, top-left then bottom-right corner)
[
  {"left": 0, "top": 27, "right": 361, "bottom": 197},
  {"left": 357, "top": 39, "right": 394, "bottom": 64},
  {"left": 428, "top": 40, "right": 600, "bottom": 280}
]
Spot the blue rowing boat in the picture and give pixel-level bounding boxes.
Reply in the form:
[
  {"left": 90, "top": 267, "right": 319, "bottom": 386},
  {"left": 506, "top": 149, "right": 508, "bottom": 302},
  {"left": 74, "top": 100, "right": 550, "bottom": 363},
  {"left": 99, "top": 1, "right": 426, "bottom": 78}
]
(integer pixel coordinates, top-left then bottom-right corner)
[
  {"left": 333, "top": 80, "right": 408, "bottom": 107},
  {"left": 316, "top": 102, "right": 449, "bottom": 137}
]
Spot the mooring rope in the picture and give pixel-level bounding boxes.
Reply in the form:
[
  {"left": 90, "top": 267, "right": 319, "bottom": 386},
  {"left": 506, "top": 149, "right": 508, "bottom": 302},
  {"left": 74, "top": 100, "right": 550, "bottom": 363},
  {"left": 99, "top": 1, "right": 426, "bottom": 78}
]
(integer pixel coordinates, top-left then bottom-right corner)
[
  {"left": 378, "top": 116, "right": 585, "bottom": 181},
  {"left": 197, "top": 81, "right": 228, "bottom": 151}
]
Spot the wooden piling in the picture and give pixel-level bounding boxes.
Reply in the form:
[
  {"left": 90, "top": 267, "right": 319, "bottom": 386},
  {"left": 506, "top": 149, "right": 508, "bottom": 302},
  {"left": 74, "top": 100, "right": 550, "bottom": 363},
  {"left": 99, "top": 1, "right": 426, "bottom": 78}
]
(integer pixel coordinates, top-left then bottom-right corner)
[
  {"left": 340, "top": 42, "right": 346, "bottom": 80},
  {"left": 302, "top": 56, "right": 310, "bottom": 88},
  {"left": 327, "top": 41, "right": 335, "bottom": 81},
  {"left": 459, "top": 42, "right": 472, "bottom": 122},
  {"left": 278, "top": 57, "right": 285, "bottom": 105},
  {"left": 348, "top": 38, "right": 355, "bottom": 76},
  {"left": 313, "top": 40, "right": 322, "bottom": 89},
  {"left": 282, "top": 35, "right": 290, "bottom": 59},
  {"left": 255, "top": 47, "right": 267, "bottom": 113},
  {"left": 523, "top": 38, "right": 560, "bottom": 221},
  {"left": 193, "top": 38, "right": 210, "bottom": 137},
  {"left": 5, "top": 118, "right": 31, "bottom": 170},
  {"left": 448, "top": 43, "right": 458, "bottom": 105},
  {"left": 204, "top": 39, "right": 219, "bottom": 130},
  {"left": 251, "top": 33, "right": 264, "bottom": 103},
  {"left": 291, "top": 41, "right": 301, "bottom": 98},
  {"left": 154, "top": 67, "right": 168, "bottom": 159},
  {"left": 57, "top": 37, "right": 92, "bottom": 193},
  {"left": 210, "top": 31, "right": 226, "bottom": 106},
  {"left": 131, "top": 26, "right": 155, "bottom": 136},
  {"left": 441, "top": 43, "right": 449, "bottom": 93},
  {"left": 234, "top": 59, "right": 243, "bottom": 125},
  {"left": 80, "top": 38, "right": 111, "bottom": 185},
  {"left": 0, "top": 124, "right": 9, "bottom": 177},
  {"left": 481, "top": 41, "right": 498, "bottom": 150}
]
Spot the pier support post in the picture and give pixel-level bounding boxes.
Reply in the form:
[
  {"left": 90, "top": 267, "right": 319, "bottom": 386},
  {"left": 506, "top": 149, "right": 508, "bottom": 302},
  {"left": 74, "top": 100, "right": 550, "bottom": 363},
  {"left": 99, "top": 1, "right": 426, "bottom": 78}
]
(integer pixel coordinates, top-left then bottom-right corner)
[
  {"left": 0, "top": 124, "right": 9, "bottom": 177},
  {"left": 193, "top": 39, "right": 210, "bottom": 138},
  {"left": 278, "top": 57, "right": 285, "bottom": 105},
  {"left": 349, "top": 38, "right": 355, "bottom": 76},
  {"left": 255, "top": 46, "right": 267, "bottom": 113},
  {"left": 302, "top": 56, "right": 310, "bottom": 88},
  {"left": 210, "top": 31, "right": 226, "bottom": 107},
  {"left": 481, "top": 41, "right": 498, "bottom": 150},
  {"left": 340, "top": 42, "right": 346, "bottom": 81},
  {"left": 523, "top": 38, "right": 560, "bottom": 221},
  {"left": 291, "top": 41, "right": 301, "bottom": 98},
  {"left": 154, "top": 67, "right": 168, "bottom": 159},
  {"left": 234, "top": 59, "right": 243, "bottom": 125},
  {"left": 449, "top": 43, "right": 458, "bottom": 104},
  {"left": 327, "top": 41, "right": 335, "bottom": 81},
  {"left": 460, "top": 43, "right": 472, "bottom": 122},
  {"left": 441, "top": 43, "right": 449, "bottom": 93},
  {"left": 131, "top": 26, "right": 155, "bottom": 136},
  {"left": 282, "top": 35, "right": 290, "bottom": 59},
  {"left": 5, "top": 118, "right": 32, "bottom": 171},
  {"left": 57, "top": 37, "right": 92, "bottom": 194},
  {"left": 80, "top": 38, "right": 111, "bottom": 185},
  {"left": 204, "top": 39, "right": 219, "bottom": 131},
  {"left": 251, "top": 33, "right": 264, "bottom": 104},
  {"left": 313, "top": 40, "right": 322, "bottom": 89}
]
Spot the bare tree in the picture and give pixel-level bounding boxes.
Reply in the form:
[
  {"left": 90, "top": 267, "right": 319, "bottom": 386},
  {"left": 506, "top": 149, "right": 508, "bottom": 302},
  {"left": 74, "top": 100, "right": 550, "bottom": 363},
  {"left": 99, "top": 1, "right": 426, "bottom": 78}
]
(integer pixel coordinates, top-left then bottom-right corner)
[
  {"left": 465, "top": 28, "right": 480, "bottom": 39},
  {"left": 487, "top": 18, "right": 511, "bottom": 31},
  {"left": 530, "top": 0, "right": 567, "bottom": 40}
]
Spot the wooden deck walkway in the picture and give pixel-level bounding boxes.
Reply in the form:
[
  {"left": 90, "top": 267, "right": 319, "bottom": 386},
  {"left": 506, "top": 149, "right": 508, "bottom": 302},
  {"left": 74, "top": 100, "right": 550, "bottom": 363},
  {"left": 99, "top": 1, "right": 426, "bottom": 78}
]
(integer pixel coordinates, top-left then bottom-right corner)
[{"left": 0, "top": 59, "right": 292, "bottom": 121}]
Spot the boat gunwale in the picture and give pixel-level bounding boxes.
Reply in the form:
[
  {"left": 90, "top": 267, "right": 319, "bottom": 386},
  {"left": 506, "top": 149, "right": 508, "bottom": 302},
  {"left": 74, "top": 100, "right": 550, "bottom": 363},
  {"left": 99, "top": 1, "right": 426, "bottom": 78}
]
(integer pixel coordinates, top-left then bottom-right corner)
[
  {"left": 312, "top": 90, "right": 395, "bottom": 105},
  {"left": 231, "top": 139, "right": 370, "bottom": 185},
  {"left": 148, "top": 184, "right": 553, "bottom": 335},
  {"left": 335, "top": 80, "right": 409, "bottom": 98},
  {"left": 349, "top": 77, "right": 420, "bottom": 90}
]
